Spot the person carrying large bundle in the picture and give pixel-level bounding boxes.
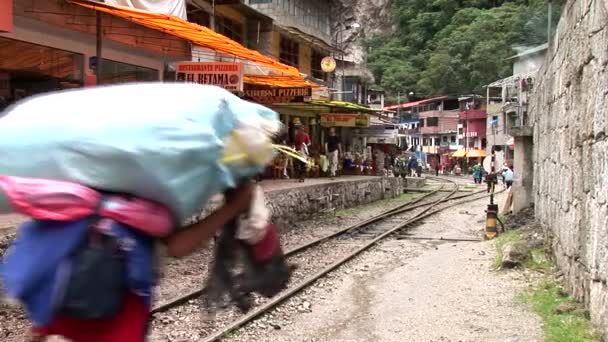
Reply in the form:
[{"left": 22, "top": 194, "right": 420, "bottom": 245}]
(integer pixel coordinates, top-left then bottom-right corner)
[{"left": 0, "top": 83, "right": 297, "bottom": 341}]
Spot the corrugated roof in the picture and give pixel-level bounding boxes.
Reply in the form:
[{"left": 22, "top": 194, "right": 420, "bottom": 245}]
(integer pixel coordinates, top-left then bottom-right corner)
[
  {"left": 68, "top": 0, "right": 300, "bottom": 76},
  {"left": 383, "top": 96, "right": 448, "bottom": 110},
  {"left": 244, "top": 75, "right": 320, "bottom": 88},
  {"left": 507, "top": 43, "right": 548, "bottom": 60},
  {"left": 271, "top": 100, "right": 377, "bottom": 113}
]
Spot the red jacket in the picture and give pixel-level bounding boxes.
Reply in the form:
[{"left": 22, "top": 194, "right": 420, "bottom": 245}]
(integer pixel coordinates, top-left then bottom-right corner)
[{"left": 33, "top": 292, "right": 147, "bottom": 342}]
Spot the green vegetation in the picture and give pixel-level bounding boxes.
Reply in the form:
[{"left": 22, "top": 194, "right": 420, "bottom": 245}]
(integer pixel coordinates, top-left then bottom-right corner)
[
  {"left": 335, "top": 207, "right": 359, "bottom": 216},
  {"left": 334, "top": 192, "right": 418, "bottom": 217},
  {"left": 493, "top": 223, "right": 597, "bottom": 341},
  {"left": 519, "top": 281, "right": 600, "bottom": 342},
  {"left": 365, "top": 0, "right": 566, "bottom": 98},
  {"left": 493, "top": 227, "right": 551, "bottom": 270},
  {"left": 493, "top": 229, "right": 524, "bottom": 268},
  {"left": 498, "top": 211, "right": 512, "bottom": 225}
]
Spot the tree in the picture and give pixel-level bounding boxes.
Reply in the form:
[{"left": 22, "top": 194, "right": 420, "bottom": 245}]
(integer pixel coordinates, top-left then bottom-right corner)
[{"left": 365, "top": 0, "right": 564, "bottom": 97}]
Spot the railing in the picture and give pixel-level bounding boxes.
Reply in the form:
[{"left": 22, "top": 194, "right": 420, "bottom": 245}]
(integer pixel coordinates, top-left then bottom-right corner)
[
  {"left": 459, "top": 110, "right": 487, "bottom": 120},
  {"left": 505, "top": 104, "right": 532, "bottom": 137}
]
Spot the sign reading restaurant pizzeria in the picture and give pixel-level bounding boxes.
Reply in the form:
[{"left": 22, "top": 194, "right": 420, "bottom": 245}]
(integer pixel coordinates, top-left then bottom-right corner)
[
  {"left": 320, "top": 113, "right": 370, "bottom": 127},
  {"left": 175, "top": 62, "right": 243, "bottom": 91},
  {"left": 243, "top": 87, "right": 312, "bottom": 104}
]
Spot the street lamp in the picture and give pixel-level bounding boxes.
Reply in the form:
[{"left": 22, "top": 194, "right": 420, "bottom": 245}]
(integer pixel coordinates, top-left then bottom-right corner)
[{"left": 335, "top": 22, "right": 360, "bottom": 101}]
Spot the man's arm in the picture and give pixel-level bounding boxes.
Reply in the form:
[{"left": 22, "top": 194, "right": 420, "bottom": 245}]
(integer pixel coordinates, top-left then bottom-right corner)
[{"left": 165, "top": 183, "right": 253, "bottom": 257}]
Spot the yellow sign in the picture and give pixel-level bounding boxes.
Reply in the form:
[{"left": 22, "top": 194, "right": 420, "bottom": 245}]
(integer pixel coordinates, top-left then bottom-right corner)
[
  {"left": 321, "top": 56, "right": 336, "bottom": 73},
  {"left": 320, "top": 113, "right": 370, "bottom": 127}
]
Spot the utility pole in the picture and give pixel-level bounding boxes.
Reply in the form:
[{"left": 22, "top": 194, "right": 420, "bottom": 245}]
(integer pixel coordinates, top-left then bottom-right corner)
[
  {"left": 341, "top": 27, "right": 345, "bottom": 102},
  {"left": 397, "top": 91, "right": 401, "bottom": 119},
  {"left": 547, "top": 1, "right": 552, "bottom": 46},
  {"left": 95, "top": 12, "right": 102, "bottom": 84}
]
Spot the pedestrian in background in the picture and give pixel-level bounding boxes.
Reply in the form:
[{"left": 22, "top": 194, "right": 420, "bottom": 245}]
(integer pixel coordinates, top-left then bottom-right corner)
[
  {"left": 294, "top": 120, "right": 310, "bottom": 182},
  {"left": 502, "top": 166, "right": 514, "bottom": 189},
  {"left": 472, "top": 162, "right": 483, "bottom": 184},
  {"left": 325, "top": 127, "right": 341, "bottom": 179},
  {"left": 407, "top": 155, "right": 418, "bottom": 177}
]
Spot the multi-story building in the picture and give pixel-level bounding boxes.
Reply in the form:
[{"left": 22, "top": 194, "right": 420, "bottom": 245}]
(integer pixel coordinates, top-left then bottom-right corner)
[
  {"left": 486, "top": 43, "right": 548, "bottom": 211},
  {"left": 246, "top": 0, "right": 332, "bottom": 83},
  {"left": 386, "top": 96, "right": 459, "bottom": 167},
  {"left": 0, "top": 0, "right": 191, "bottom": 104},
  {"left": 458, "top": 95, "right": 488, "bottom": 151}
]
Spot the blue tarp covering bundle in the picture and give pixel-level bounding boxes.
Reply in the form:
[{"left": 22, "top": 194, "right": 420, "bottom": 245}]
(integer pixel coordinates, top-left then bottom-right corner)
[{"left": 0, "top": 83, "right": 280, "bottom": 225}]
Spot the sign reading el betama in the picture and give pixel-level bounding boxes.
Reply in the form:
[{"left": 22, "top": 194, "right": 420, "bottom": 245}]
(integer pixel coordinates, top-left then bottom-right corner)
[{"left": 175, "top": 62, "right": 243, "bottom": 91}]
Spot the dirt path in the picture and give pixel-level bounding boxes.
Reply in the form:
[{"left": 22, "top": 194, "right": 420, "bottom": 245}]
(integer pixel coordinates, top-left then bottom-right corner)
[{"left": 228, "top": 191, "right": 543, "bottom": 342}]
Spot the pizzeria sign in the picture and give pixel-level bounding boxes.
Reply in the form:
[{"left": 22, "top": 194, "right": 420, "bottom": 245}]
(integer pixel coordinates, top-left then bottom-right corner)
[
  {"left": 320, "top": 113, "right": 370, "bottom": 127},
  {"left": 175, "top": 62, "right": 243, "bottom": 91},
  {"left": 243, "top": 87, "right": 312, "bottom": 104}
]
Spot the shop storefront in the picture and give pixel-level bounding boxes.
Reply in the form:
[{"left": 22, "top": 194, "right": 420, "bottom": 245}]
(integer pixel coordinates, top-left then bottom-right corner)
[{"left": 0, "top": 37, "right": 84, "bottom": 108}]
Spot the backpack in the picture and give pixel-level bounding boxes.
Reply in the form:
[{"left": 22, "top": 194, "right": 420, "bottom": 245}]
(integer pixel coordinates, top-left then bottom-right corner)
[{"left": 58, "top": 218, "right": 127, "bottom": 320}]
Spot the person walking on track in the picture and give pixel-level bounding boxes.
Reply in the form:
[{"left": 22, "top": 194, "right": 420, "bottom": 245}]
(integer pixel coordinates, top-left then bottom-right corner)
[
  {"left": 407, "top": 155, "right": 418, "bottom": 177},
  {"left": 502, "top": 166, "right": 514, "bottom": 189},
  {"left": 325, "top": 127, "right": 342, "bottom": 179},
  {"left": 472, "top": 162, "right": 483, "bottom": 184}
]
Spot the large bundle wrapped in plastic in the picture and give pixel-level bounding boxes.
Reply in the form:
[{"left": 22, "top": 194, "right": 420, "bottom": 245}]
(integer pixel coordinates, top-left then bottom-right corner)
[{"left": 0, "top": 83, "right": 281, "bottom": 224}]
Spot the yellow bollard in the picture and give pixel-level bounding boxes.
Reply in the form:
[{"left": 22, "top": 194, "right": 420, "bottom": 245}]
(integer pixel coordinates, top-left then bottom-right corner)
[{"left": 485, "top": 204, "right": 499, "bottom": 240}]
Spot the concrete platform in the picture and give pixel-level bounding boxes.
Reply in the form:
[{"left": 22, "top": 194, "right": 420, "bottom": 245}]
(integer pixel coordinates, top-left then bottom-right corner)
[{"left": 0, "top": 176, "right": 426, "bottom": 233}]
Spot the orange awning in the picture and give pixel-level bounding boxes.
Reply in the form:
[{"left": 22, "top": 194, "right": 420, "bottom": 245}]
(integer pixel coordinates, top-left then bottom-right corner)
[
  {"left": 466, "top": 149, "right": 487, "bottom": 158},
  {"left": 244, "top": 75, "right": 320, "bottom": 88},
  {"left": 452, "top": 150, "right": 466, "bottom": 158},
  {"left": 67, "top": 0, "right": 300, "bottom": 76}
]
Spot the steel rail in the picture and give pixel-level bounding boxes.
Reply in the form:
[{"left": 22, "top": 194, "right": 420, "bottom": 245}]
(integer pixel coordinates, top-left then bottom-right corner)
[
  {"left": 152, "top": 178, "right": 489, "bottom": 316},
  {"left": 151, "top": 179, "right": 450, "bottom": 315},
  {"left": 199, "top": 182, "right": 504, "bottom": 342}
]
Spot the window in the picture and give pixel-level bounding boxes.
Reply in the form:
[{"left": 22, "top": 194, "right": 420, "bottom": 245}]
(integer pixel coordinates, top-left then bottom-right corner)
[
  {"left": 279, "top": 35, "right": 299, "bottom": 67},
  {"left": 427, "top": 117, "right": 439, "bottom": 126},
  {"left": 423, "top": 138, "right": 429, "bottom": 146},
  {"left": 99, "top": 59, "right": 158, "bottom": 84},
  {"left": 419, "top": 119, "right": 425, "bottom": 127},
  {"left": 450, "top": 136, "right": 456, "bottom": 143},
  {"left": 442, "top": 136, "right": 448, "bottom": 143},
  {"left": 311, "top": 50, "right": 326, "bottom": 80},
  {"left": 216, "top": 16, "right": 243, "bottom": 44},
  {"left": 0, "top": 37, "right": 84, "bottom": 100},
  {"left": 186, "top": 4, "right": 210, "bottom": 27},
  {"left": 282, "top": 0, "right": 295, "bottom": 15}
]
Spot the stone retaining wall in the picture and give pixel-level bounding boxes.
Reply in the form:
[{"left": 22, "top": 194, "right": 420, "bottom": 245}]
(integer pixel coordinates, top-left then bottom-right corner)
[
  {"left": 529, "top": 0, "right": 607, "bottom": 338},
  {"left": 194, "top": 177, "right": 416, "bottom": 229},
  {"left": 266, "top": 177, "right": 409, "bottom": 227}
]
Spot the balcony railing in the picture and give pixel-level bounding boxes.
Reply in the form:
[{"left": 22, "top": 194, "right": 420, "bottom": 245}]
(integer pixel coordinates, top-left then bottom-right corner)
[
  {"left": 505, "top": 103, "right": 533, "bottom": 137},
  {"left": 420, "top": 126, "right": 440, "bottom": 134},
  {"left": 459, "top": 110, "right": 487, "bottom": 120}
]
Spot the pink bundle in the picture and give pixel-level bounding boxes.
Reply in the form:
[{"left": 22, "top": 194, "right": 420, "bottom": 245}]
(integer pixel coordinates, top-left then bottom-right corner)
[{"left": 0, "top": 176, "right": 172, "bottom": 237}]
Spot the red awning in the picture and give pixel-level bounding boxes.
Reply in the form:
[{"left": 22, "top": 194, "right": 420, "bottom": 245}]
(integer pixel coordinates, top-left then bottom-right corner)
[{"left": 383, "top": 96, "right": 448, "bottom": 111}]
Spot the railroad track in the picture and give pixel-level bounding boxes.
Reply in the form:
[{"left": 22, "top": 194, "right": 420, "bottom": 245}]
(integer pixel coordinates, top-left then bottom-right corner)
[{"left": 151, "top": 177, "right": 502, "bottom": 341}]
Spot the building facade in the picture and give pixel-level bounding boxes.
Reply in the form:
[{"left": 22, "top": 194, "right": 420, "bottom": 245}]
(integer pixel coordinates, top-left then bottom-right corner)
[
  {"left": 486, "top": 43, "right": 548, "bottom": 212},
  {"left": 0, "top": 0, "right": 191, "bottom": 106},
  {"left": 458, "top": 95, "right": 487, "bottom": 151},
  {"left": 246, "top": 0, "right": 332, "bottom": 82}
]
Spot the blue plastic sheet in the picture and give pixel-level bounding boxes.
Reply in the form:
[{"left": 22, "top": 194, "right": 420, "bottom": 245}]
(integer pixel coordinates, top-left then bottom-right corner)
[{"left": 0, "top": 83, "right": 279, "bottom": 224}]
